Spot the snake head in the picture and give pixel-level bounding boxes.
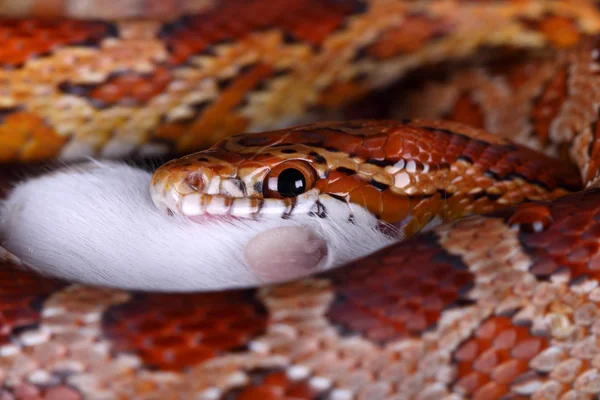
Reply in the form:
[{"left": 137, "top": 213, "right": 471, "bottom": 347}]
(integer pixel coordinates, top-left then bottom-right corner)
[
  {"left": 150, "top": 121, "right": 421, "bottom": 226},
  {"left": 150, "top": 140, "right": 331, "bottom": 220},
  {"left": 151, "top": 120, "right": 581, "bottom": 238}
]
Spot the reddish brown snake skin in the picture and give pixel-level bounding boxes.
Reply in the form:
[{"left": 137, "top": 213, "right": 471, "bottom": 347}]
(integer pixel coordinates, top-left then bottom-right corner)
[{"left": 5, "top": 1, "right": 600, "bottom": 399}]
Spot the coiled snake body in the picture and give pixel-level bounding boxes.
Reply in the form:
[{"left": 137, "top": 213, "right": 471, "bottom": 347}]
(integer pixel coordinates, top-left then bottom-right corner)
[{"left": 4, "top": 1, "right": 600, "bottom": 399}]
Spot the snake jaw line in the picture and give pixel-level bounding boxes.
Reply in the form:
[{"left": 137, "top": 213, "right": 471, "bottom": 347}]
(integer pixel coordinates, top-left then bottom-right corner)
[{"left": 160, "top": 185, "right": 325, "bottom": 221}]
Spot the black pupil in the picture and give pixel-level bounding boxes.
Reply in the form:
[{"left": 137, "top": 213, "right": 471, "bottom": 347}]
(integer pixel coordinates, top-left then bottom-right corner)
[{"left": 277, "top": 168, "right": 306, "bottom": 197}]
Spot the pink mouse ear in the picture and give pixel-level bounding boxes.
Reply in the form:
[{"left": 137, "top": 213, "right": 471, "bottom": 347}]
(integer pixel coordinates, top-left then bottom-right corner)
[{"left": 244, "top": 226, "right": 328, "bottom": 283}]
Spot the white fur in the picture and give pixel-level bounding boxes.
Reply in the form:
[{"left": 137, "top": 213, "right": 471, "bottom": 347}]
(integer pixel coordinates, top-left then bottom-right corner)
[{"left": 0, "top": 161, "right": 395, "bottom": 291}]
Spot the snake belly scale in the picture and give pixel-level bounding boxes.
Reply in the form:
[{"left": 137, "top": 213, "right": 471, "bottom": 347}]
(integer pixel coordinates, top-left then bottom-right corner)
[{"left": 4, "top": 1, "right": 600, "bottom": 400}]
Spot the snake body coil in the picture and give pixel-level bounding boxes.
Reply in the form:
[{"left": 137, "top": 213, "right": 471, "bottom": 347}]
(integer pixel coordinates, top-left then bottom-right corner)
[{"left": 4, "top": 1, "right": 600, "bottom": 399}]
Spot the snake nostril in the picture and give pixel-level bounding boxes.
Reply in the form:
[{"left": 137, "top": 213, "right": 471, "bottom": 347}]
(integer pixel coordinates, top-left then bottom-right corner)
[{"left": 187, "top": 174, "right": 203, "bottom": 191}]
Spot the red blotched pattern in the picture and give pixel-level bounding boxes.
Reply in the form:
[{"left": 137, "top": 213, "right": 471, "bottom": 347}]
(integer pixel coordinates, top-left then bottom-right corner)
[
  {"left": 58, "top": 67, "right": 174, "bottom": 108},
  {"left": 0, "top": 19, "right": 113, "bottom": 68},
  {"left": 516, "top": 190, "right": 600, "bottom": 282},
  {"left": 325, "top": 232, "right": 474, "bottom": 343},
  {"left": 162, "top": 0, "right": 363, "bottom": 65},
  {"left": 102, "top": 291, "right": 267, "bottom": 371},
  {"left": 0, "top": 262, "right": 65, "bottom": 345},
  {"left": 452, "top": 316, "right": 549, "bottom": 400}
]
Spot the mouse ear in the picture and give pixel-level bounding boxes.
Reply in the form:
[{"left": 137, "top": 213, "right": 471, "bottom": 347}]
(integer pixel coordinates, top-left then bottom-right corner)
[{"left": 244, "top": 226, "right": 328, "bottom": 283}]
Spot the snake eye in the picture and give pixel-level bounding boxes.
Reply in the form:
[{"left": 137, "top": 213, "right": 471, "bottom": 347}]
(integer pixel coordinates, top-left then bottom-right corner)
[{"left": 264, "top": 160, "right": 317, "bottom": 198}]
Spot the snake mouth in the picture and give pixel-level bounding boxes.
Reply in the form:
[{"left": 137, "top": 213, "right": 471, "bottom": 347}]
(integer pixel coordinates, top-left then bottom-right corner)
[
  {"left": 149, "top": 151, "right": 326, "bottom": 220},
  {"left": 150, "top": 173, "right": 321, "bottom": 220}
]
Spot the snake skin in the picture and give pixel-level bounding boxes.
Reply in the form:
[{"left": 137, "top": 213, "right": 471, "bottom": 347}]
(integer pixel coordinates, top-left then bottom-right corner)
[
  {"left": 150, "top": 119, "right": 582, "bottom": 238},
  {"left": 5, "top": 1, "right": 600, "bottom": 399},
  {"left": 1, "top": 0, "right": 600, "bottom": 161}
]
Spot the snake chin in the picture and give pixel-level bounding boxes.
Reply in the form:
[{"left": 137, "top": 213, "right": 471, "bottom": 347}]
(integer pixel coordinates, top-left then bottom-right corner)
[{"left": 0, "top": 161, "right": 396, "bottom": 291}]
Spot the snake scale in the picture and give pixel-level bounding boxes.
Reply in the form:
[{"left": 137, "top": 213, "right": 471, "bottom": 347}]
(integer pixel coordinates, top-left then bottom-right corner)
[{"left": 4, "top": 0, "right": 600, "bottom": 399}]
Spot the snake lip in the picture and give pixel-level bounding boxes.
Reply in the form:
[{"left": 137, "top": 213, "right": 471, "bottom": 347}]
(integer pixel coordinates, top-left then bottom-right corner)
[{"left": 152, "top": 175, "right": 323, "bottom": 221}]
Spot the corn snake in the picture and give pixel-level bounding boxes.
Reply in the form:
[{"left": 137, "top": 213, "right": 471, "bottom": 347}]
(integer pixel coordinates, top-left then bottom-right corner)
[{"left": 4, "top": 0, "right": 600, "bottom": 399}]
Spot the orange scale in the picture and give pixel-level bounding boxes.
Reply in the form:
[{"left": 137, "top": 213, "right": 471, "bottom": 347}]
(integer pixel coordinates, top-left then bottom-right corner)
[
  {"left": 412, "top": 195, "right": 445, "bottom": 217},
  {"left": 382, "top": 134, "right": 404, "bottom": 156},
  {"left": 228, "top": 317, "right": 267, "bottom": 335},
  {"left": 345, "top": 313, "right": 383, "bottom": 332},
  {"left": 90, "top": 84, "right": 124, "bottom": 104},
  {"left": 200, "top": 332, "right": 247, "bottom": 350},
  {"left": 415, "top": 137, "right": 432, "bottom": 152},
  {"left": 334, "top": 136, "right": 365, "bottom": 153},
  {"left": 168, "top": 346, "right": 217, "bottom": 369},
  {"left": 471, "top": 195, "right": 491, "bottom": 207},
  {"left": 422, "top": 306, "right": 444, "bottom": 327},
  {"left": 251, "top": 153, "right": 288, "bottom": 165},
  {"left": 150, "top": 334, "right": 187, "bottom": 348},
  {"left": 566, "top": 242, "right": 599, "bottom": 263},
  {"left": 443, "top": 190, "right": 465, "bottom": 205},
  {"left": 529, "top": 254, "right": 560, "bottom": 277},
  {"left": 510, "top": 338, "right": 546, "bottom": 360},
  {"left": 473, "top": 348, "right": 503, "bottom": 374},
  {"left": 490, "top": 359, "right": 528, "bottom": 384},
  {"left": 351, "top": 146, "right": 372, "bottom": 160},
  {"left": 211, "top": 165, "right": 241, "bottom": 179},
  {"left": 263, "top": 371, "right": 292, "bottom": 388},
  {"left": 401, "top": 142, "right": 420, "bottom": 158},
  {"left": 472, "top": 382, "right": 509, "bottom": 400},
  {"left": 133, "top": 319, "right": 170, "bottom": 335},
  {"left": 326, "top": 176, "right": 371, "bottom": 197},
  {"left": 285, "top": 381, "right": 318, "bottom": 398},
  {"left": 536, "top": 16, "right": 581, "bottom": 48},
  {"left": 163, "top": 306, "right": 201, "bottom": 320},
  {"left": 564, "top": 261, "right": 589, "bottom": 281},
  {"left": 473, "top": 175, "right": 494, "bottom": 188},
  {"left": 238, "top": 161, "right": 270, "bottom": 172},
  {"left": 454, "top": 340, "right": 480, "bottom": 362},
  {"left": 379, "top": 191, "right": 411, "bottom": 223},
  {"left": 137, "top": 348, "right": 179, "bottom": 369},
  {"left": 131, "top": 83, "right": 159, "bottom": 102},
  {"left": 327, "top": 303, "right": 357, "bottom": 323},
  {"left": 177, "top": 319, "right": 215, "bottom": 333},
  {"left": 205, "top": 305, "right": 248, "bottom": 321},
  {"left": 419, "top": 279, "right": 442, "bottom": 294},
  {"left": 558, "top": 214, "right": 594, "bottom": 235},
  {"left": 380, "top": 253, "right": 410, "bottom": 268},
  {"left": 447, "top": 92, "right": 486, "bottom": 129},
  {"left": 155, "top": 122, "right": 187, "bottom": 141},
  {"left": 403, "top": 314, "right": 428, "bottom": 333},
  {"left": 210, "top": 319, "right": 246, "bottom": 336},
  {"left": 366, "top": 325, "right": 403, "bottom": 342},
  {"left": 492, "top": 329, "right": 518, "bottom": 350},
  {"left": 509, "top": 202, "right": 554, "bottom": 227},
  {"left": 362, "top": 135, "right": 387, "bottom": 150},
  {"left": 325, "top": 169, "right": 355, "bottom": 182},
  {"left": 475, "top": 203, "right": 498, "bottom": 216},
  {"left": 589, "top": 252, "right": 600, "bottom": 271},
  {"left": 370, "top": 149, "right": 387, "bottom": 160},
  {"left": 398, "top": 126, "right": 422, "bottom": 141},
  {"left": 546, "top": 235, "right": 580, "bottom": 256},
  {"left": 2, "top": 306, "right": 41, "bottom": 329},
  {"left": 416, "top": 153, "right": 432, "bottom": 164},
  {"left": 516, "top": 184, "right": 541, "bottom": 198},
  {"left": 521, "top": 229, "right": 555, "bottom": 247},
  {"left": 224, "top": 324, "right": 266, "bottom": 342},
  {"left": 454, "top": 371, "right": 489, "bottom": 395}
]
